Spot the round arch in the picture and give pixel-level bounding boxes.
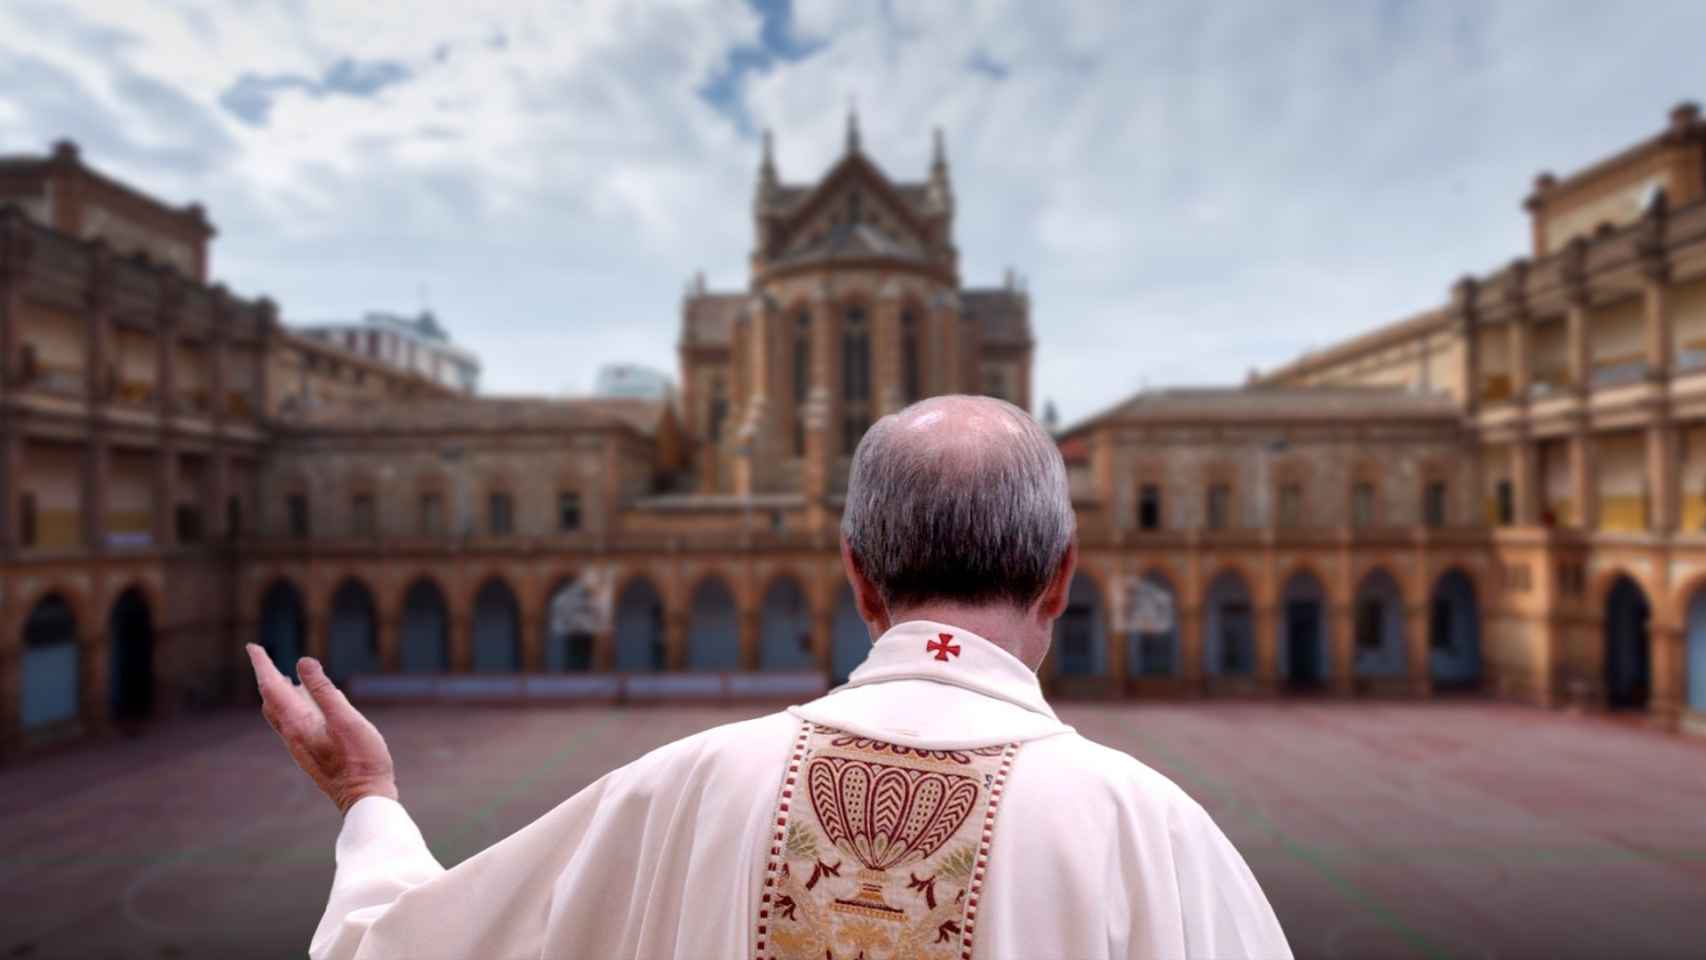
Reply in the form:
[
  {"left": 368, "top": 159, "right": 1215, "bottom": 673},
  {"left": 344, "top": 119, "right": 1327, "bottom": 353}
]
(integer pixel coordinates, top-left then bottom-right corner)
[
  {"left": 1054, "top": 571, "right": 1108, "bottom": 677},
  {"left": 1203, "top": 569, "right": 1255, "bottom": 677},
  {"left": 327, "top": 578, "right": 379, "bottom": 683},
  {"left": 471, "top": 577, "right": 521, "bottom": 673},
  {"left": 21, "top": 593, "right": 80, "bottom": 731},
  {"left": 830, "top": 583, "right": 868, "bottom": 685},
  {"left": 1353, "top": 568, "right": 1406, "bottom": 678},
  {"left": 614, "top": 576, "right": 665, "bottom": 672},
  {"left": 759, "top": 575, "right": 814, "bottom": 671},
  {"left": 1429, "top": 568, "right": 1481, "bottom": 689},
  {"left": 399, "top": 578, "right": 450, "bottom": 673},
  {"left": 686, "top": 575, "right": 740, "bottom": 671},
  {"left": 1604, "top": 574, "right": 1651, "bottom": 710},
  {"left": 1279, "top": 569, "right": 1329, "bottom": 689},
  {"left": 107, "top": 586, "right": 155, "bottom": 721},
  {"left": 258, "top": 578, "right": 307, "bottom": 682}
]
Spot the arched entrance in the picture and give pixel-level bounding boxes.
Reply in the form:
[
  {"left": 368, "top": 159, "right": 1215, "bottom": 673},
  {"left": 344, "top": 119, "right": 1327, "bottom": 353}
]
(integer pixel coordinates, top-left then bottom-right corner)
[
  {"left": 1280, "top": 571, "right": 1328, "bottom": 689},
  {"left": 1128, "top": 572, "right": 1177, "bottom": 678},
  {"left": 399, "top": 579, "right": 449, "bottom": 673},
  {"left": 1429, "top": 569, "right": 1481, "bottom": 689},
  {"left": 759, "top": 576, "right": 814, "bottom": 671},
  {"left": 687, "top": 577, "right": 740, "bottom": 671},
  {"left": 258, "top": 579, "right": 305, "bottom": 681},
  {"left": 327, "top": 579, "right": 379, "bottom": 683},
  {"left": 472, "top": 578, "right": 521, "bottom": 672},
  {"left": 1354, "top": 569, "right": 1406, "bottom": 678},
  {"left": 1604, "top": 575, "right": 1651, "bottom": 710},
  {"left": 830, "top": 584, "right": 867, "bottom": 685},
  {"left": 1054, "top": 573, "right": 1107, "bottom": 677},
  {"left": 108, "top": 587, "right": 155, "bottom": 721},
  {"left": 22, "top": 593, "right": 79, "bottom": 731},
  {"left": 614, "top": 577, "right": 665, "bottom": 671},
  {"left": 1203, "top": 571, "right": 1254, "bottom": 677},
  {"left": 543, "top": 578, "right": 595, "bottom": 672},
  {"left": 1686, "top": 587, "right": 1706, "bottom": 713}
]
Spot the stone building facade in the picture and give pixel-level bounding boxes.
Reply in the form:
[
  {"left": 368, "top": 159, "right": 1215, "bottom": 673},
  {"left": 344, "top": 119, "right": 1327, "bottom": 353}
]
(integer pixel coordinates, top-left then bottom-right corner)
[{"left": 8, "top": 104, "right": 1706, "bottom": 760}]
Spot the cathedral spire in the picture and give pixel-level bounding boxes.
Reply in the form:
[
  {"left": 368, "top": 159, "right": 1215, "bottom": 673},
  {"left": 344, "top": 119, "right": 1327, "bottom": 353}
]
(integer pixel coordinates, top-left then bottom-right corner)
[
  {"left": 931, "top": 126, "right": 947, "bottom": 172},
  {"left": 846, "top": 99, "right": 861, "bottom": 154},
  {"left": 758, "top": 128, "right": 777, "bottom": 185},
  {"left": 927, "top": 126, "right": 954, "bottom": 215}
]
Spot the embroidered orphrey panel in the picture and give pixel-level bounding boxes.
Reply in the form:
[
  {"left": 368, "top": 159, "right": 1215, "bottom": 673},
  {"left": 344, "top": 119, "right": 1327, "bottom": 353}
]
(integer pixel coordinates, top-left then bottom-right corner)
[{"left": 754, "top": 722, "right": 1020, "bottom": 960}]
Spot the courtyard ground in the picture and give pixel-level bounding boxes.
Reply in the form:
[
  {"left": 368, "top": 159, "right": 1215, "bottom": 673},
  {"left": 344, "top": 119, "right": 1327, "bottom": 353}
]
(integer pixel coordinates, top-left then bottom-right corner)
[{"left": 2, "top": 700, "right": 1705, "bottom": 959}]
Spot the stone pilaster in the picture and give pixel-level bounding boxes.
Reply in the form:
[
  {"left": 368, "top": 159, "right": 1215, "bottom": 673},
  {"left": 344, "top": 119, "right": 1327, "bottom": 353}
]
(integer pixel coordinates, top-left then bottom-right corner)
[
  {"left": 1405, "top": 603, "right": 1431, "bottom": 697},
  {"left": 738, "top": 609, "right": 760, "bottom": 671},
  {"left": 0, "top": 213, "right": 28, "bottom": 556},
  {"left": 1329, "top": 603, "right": 1356, "bottom": 696},
  {"left": 1453, "top": 276, "right": 1480, "bottom": 415},
  {"left": 1254, "top": 603, "right": 1279, "bottom": 692},
  {"left": 1511, "top": 436, "right": 1539, "bottom": 526},
  {"left": 1563, "top": 240, "right": 1591, "bottom": 396},
  {"left": 1639, "top": 195, "right": 1673, "bottom": 380},
  {"left": 1647, "top": 417, "right": 1679, "bottom": 533},
  {"left": 1569, "top": 421, "right": 1598, "bottom": 530},
  {"left": 664, "top": 609, "right": 688, "bottom": 671},
  {"left": 873, "top": 288, "right": 905, "bottom": 415},
  {"left": 1504, "top": 260, "right": 1531, "bottom": 404}
]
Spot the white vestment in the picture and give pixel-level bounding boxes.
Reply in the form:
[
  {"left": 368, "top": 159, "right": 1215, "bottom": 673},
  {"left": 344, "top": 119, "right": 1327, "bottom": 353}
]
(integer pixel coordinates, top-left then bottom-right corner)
[{"left": 312, "top": 620, "right": 1292, "bottom": 959}]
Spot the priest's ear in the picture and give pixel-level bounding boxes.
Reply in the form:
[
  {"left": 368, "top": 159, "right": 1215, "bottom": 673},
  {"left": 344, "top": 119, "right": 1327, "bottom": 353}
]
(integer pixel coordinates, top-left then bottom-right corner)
[
  {"left": 840, "top": 535, "right": 890, "bottom": 631},
  {"left": 1033, "top": 540, "right": 1078, "bottom": 625}
]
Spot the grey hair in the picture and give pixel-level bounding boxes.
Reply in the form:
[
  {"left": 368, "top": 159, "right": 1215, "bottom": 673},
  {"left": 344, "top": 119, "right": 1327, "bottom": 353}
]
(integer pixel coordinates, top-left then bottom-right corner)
[{"left": 841, "top": 394, "right": 1075, "bottom": 611}]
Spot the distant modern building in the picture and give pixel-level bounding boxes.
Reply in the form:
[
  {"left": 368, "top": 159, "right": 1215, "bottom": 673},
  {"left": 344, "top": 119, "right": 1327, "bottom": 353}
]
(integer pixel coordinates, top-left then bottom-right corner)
[
  {"left": 296, "top": 310, "right": 480, "bottom": 394},
  {"left": 594, "top": 363, "right": 674, "bottom": 400}
]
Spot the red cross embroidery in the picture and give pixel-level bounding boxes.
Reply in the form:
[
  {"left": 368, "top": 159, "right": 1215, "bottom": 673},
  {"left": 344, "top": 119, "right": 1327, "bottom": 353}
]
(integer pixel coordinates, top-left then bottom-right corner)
[{"left": 927, "top": 633, "right": 961, "bottom": 662}]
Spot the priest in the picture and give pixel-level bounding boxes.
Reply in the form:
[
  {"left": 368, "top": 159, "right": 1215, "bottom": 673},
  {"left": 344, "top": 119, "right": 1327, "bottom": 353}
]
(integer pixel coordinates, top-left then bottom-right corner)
[{"left": 249, "top": 394, "right": 1292, "bottom": 959}]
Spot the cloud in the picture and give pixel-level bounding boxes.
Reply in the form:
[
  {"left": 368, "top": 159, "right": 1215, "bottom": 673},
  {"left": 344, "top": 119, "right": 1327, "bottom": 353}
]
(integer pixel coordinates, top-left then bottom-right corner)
[
  {"left": 0, "top": 0, "right": 1703, "bottom": 423},
  {"left": 220, "top": 57, "right": 413, "bottom": 127}
]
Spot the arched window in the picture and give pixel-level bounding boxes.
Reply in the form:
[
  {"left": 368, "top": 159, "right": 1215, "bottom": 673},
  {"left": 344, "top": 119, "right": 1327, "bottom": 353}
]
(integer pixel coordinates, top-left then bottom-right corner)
[
  {"left": 793, "top": 309, "right": 811, "bottom": 456},
  {"left": 901, "top": 309, "right": 921, "bottom": 403},
  {"left": 842, "top": 306, "right": 871, "bottom": 454}
]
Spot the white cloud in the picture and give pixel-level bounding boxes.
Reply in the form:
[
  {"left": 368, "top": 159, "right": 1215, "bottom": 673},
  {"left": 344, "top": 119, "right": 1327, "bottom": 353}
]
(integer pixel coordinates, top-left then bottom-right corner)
[{"left": 1, "top": 1, "right": 1703, "bottom": 421}]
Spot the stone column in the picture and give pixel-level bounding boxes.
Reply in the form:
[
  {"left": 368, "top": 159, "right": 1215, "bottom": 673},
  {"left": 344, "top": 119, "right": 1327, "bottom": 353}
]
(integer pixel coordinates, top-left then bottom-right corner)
[
  {"left": 738, "top": 609, "right": 760, "bottom": 671},
  {"left": 1505, "top": 264, "right": 1532, "bottom": 404},
  {"left": 1641, "top": 214, "right": 1673, "bottom": 380},
  {"left": 520, "top": 613, "right": 544, "bottom": 672},
  {"left": 1565, "top": 267, "right": 1591, "bottom": 397},
  {"left": 812, "top": 290, "right": 841, "bottom": 461},
  {"left": 1511, "top": 435, "right": 1539, "bottom": 526},
  {"left": 1330, "top": 603, "right": 1356, "bottom": 696},
  {"left": 664, "top": 609, "right": 688, "bottom": 671},
  {"left": 305, "top": 612, "right": 329, "bottom": 663},
  {"left": 1569, "top": 422, "right": 1599, "bottom": 530},
  {"left": 154, "top": 441, "right": 178, "bottom": 547},
  {"left": 592, "top": 628, "right": 615, "bottom": 672},
  {"left": 378, "top": 615, "right": 402, "bottom": 672},
  {"left": 1405, "top": 603, "right": 1431, "bottom": 697},
  {"left": 83, "top": 437, "right": 109, "bottom": 551},
  {"left": 1453, "top": 277, "right": 1481, "bottom": 415},
  {"left": 0, "top": 428, "right": 20, "bottom": 555},
  {"left": 1178, "top": 606, "right": 1204, "bottom": 695},
  {"left": 254, "top": 298, "right": 276, "bottom": 418},
  {"left": 448, "top": 613, "right": 472, "bottom": 672},
  {"left": 873, "top": 289, "right": 905, "bottom": 415},
  {"left": 1647, "top": 417, "right": 1679, "bottom": 533},
  {"left": 1254, "top": 603, "right": 1279, "bottom": 692},
  {"left": 0, "top": 217, "right": 22, "bottom": 555},
  {"left": 1649, "top": 623, "right": 1683, "bottom": 725}
]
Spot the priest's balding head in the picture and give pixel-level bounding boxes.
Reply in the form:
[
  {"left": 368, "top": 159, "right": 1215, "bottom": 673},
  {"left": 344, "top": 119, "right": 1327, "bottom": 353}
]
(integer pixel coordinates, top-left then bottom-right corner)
[{"left": 839, "top": 394, "right": 1077, "bottom": 670}]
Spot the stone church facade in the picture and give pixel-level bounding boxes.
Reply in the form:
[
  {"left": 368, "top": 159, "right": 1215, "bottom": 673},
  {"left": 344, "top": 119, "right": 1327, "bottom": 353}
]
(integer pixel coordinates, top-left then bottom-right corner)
[{"left": 4, "top": 105, "right": 1706, "bottom": 760}]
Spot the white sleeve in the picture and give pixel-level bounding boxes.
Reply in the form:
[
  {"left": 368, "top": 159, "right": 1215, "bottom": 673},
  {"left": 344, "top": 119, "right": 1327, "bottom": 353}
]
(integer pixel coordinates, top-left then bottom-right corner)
[
  {"left": 308, "top": 777, "right": 613, "bottom": 960},
  {"left": 1167, "top": 797, "right": 1294, "bottom": 960}
]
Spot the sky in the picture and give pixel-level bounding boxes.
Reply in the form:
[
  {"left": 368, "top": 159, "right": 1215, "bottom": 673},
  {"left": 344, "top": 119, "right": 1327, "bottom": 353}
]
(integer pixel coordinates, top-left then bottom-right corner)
[{"left": 2, "top": 0, "right": 1704, "bottom": 423}]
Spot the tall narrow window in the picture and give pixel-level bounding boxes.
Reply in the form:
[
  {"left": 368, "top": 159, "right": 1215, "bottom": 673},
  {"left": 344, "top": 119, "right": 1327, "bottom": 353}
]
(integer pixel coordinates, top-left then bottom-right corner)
[
  {"left": 1424, "top": 481, "right": 1448, "bottom": 528},
  {"left": 1137, "top": 484, "right": 1162, "bottom": 531},
  {"left": 287, "top": 494, "right": 309, "bottom": 539},
  {"left": 558, "top": 491, "right": 582, "bottom": 532},
  {"left": 175, "top": 504, "right": 202, "bottom": 543},
  {"left": 226, "top": 496, "right": 242, "bottom": 540},
  {"left": 1352, "top": 482, "right": 1376, "bottom": 528},
  {"left": 793, "top": 309, "right": 811, "bottom": 456},
  {"left": 19, "top": 492, "right": 37, "bottom": 548},
  {"left": 1206, "top": 483, "right": 1232, "bottom": 531},
  {"left": 842, "top": 305, "right": 871, "bottom": 454},
  {"left": 900, "top": 310, "right": 921, "bottom": 403},
  {"left": 708, "top": 375, "right": 728, "bottom": 444},
  {"left": 419, "top": 492, "right": 443, "bottom": 535},
  {"left": 489, "top": 492, "right": 514, "bottom": 536},
  {"left": 1495, "top": 480, "right": 1514, "bottom": 526}
]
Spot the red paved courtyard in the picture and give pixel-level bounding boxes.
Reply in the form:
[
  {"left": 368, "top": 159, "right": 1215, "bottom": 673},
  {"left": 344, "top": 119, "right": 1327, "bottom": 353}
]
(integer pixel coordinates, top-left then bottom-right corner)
[{"left": 3, "top": 701, "right": 1705, "bottom": 959}]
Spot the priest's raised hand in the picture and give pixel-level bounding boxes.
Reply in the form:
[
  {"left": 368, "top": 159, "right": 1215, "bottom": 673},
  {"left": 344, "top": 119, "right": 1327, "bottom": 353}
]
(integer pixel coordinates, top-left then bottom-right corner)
[{"left": 246, "top": 644, "right": 399, "bottom": 815}]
